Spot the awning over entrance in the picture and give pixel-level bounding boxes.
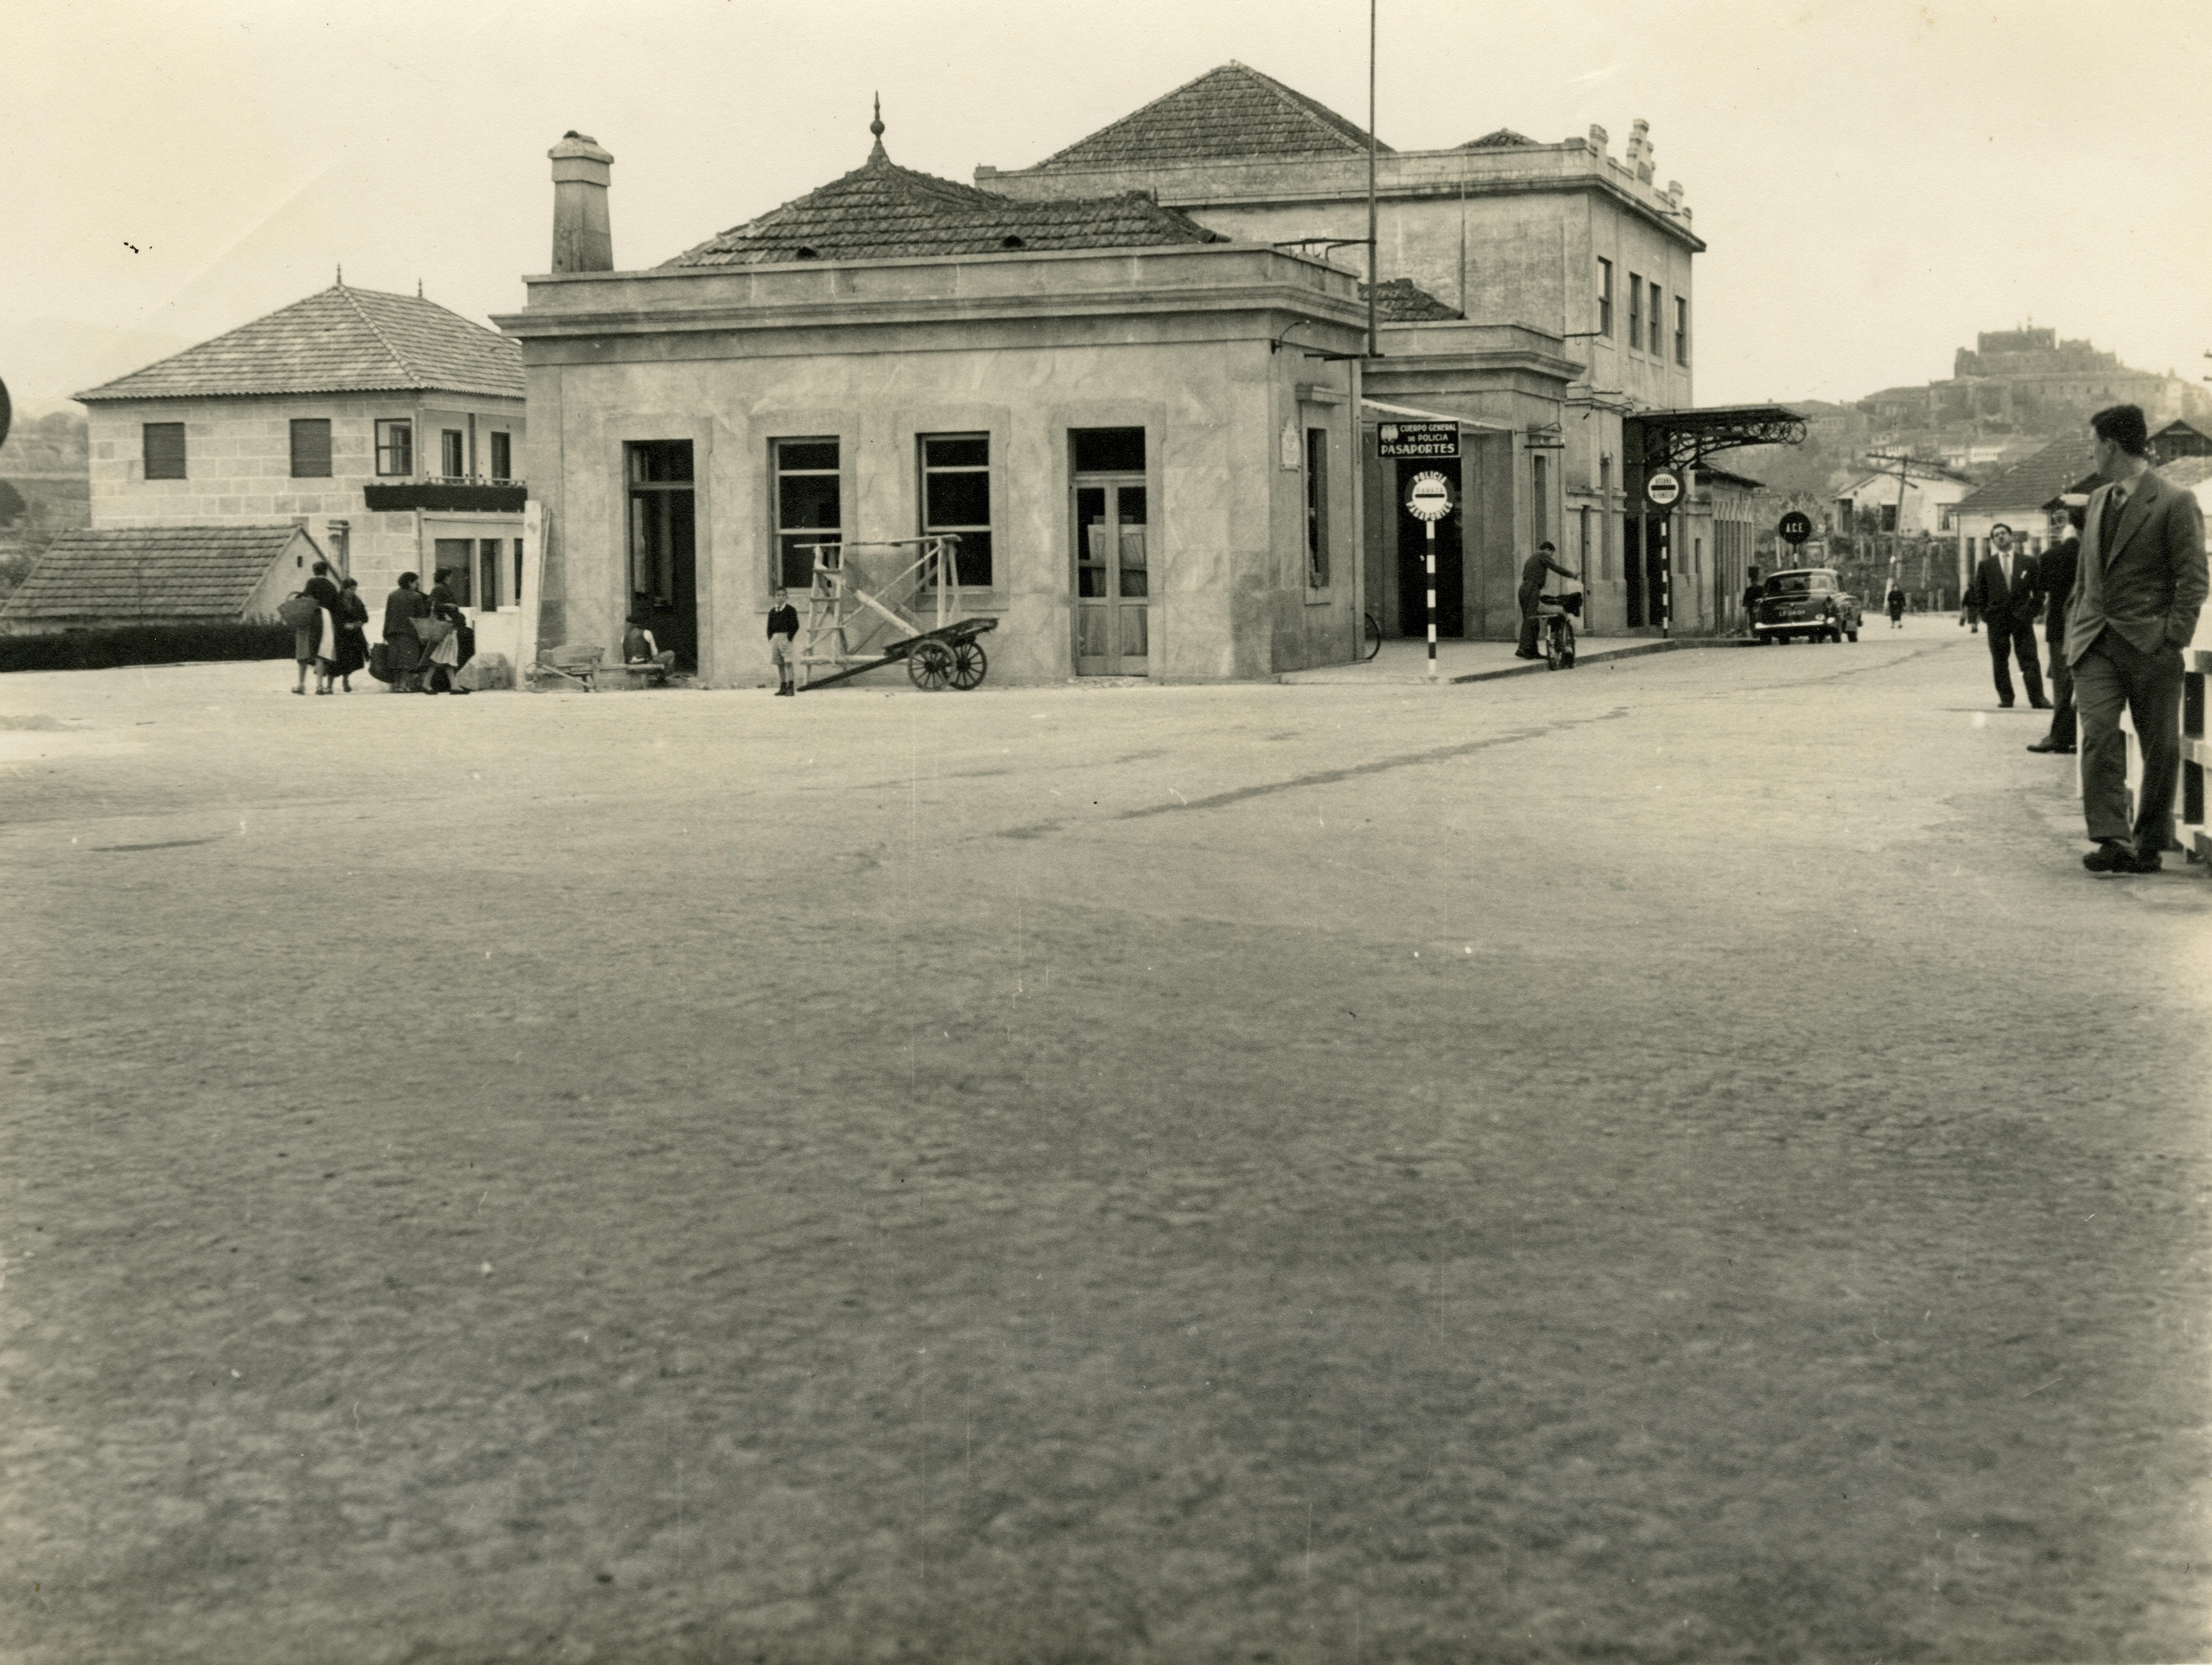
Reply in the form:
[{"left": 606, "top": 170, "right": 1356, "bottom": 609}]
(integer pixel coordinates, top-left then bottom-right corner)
[
  {"left": 1360, "top": 398, "right": 1515, "bottom": 433},
  {"left": 1627, "top": 404, "right": 1807, "bottom": 471}
]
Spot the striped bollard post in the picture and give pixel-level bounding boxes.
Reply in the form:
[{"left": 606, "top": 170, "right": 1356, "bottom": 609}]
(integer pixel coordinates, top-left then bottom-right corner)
[{"left": 1405, "top": 471, "right": 1453, "bottom": 683}]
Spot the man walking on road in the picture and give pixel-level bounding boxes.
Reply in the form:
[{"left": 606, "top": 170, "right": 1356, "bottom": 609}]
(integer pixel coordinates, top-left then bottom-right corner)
[
  {"left": 2070, "top": 404, "right": 2208, "bottom": 874},
  {"left": 2027, "top": 501, "right": 2084, "bottom": 755},
  {"left": 1741, "top": 566, "right": 1763, "bottom": 638},
  {"left": 1514, "top": 541, "right": 1580, "bottom": 659},
  {"left": 1966, "top": 523, "right": 2048, "bottom": 709}
]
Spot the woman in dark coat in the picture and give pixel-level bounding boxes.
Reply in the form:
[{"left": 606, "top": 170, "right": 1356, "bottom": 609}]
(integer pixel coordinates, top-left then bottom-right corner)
[
  {"left": 297, "top": 560, "right": 343, "bottom": 695},
  {"left": 333, "top": 577, "right": 371, "bottom": 690},
  {"left": 421, "top": 568, "right": 473, "bottom": 695},
  {"left": 382, "top": 572, "right": 431, "bottom": 693}
]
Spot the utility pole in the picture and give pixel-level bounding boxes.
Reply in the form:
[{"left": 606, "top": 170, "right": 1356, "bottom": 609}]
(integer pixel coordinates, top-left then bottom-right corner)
[{"left": 1366, "top": 0, "right": 1378, "bottom": 361}]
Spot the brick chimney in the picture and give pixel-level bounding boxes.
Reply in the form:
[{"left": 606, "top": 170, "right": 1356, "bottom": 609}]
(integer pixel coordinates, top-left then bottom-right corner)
[{"left": 549, "top": 131, "right": 614, "bottom": 273}]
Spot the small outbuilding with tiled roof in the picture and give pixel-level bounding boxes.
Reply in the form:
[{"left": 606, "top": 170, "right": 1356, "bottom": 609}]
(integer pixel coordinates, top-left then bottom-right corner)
[
  {"left": 496, "top": 115, "right": 1374, "bottom": 684},
  {"left": 0, "top": 524, "right": 322, "bottom": 635},
  {"left": 75, "top": 281, "right": 533, "bottom": 672},
  {"left": 1948, "top": 435, "right": 2102, "bottom": 602}
]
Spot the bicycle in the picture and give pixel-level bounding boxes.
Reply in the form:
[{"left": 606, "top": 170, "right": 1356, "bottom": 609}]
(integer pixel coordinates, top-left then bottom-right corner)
[
  {"left": 1535, "top": 590, "right": 1582, "bottom": 670},
  {"left": 1361, "top": 611, "right": 1382, "bottom": 661}
]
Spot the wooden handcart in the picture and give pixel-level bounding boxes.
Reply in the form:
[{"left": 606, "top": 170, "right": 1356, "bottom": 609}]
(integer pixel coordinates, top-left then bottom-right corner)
[{"left": 794, "top": 535, "right": 999, "bottom": 693}]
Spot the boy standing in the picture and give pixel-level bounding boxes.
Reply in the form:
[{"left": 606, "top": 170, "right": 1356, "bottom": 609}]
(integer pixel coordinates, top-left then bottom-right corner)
[{"left": 767, "top": 587, "right": 800, "bottom": 695}]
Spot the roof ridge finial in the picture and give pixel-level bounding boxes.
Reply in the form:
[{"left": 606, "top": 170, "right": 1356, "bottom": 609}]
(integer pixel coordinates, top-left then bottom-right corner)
[
  {"left": 869, "top": 93, "right": 886, "bottom": 160},
  {"left": 417, "top": 277, "right": 424, "bottom": 298},
  {"left": 335, "top": 263, "right": 343, "bottom": 287}
]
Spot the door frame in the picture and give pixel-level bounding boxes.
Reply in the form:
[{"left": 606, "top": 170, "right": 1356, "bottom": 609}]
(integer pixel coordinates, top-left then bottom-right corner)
[{"left": 1072, "top": 472, "right": 1150, "bottom": 676}]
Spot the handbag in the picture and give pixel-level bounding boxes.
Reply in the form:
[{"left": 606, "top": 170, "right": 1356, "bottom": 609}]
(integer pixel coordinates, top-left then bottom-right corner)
[
  {"left": 413, "top": 614, "right": 454, "bottom": 647},
  {"left": 368, "top": 641, "right": 392, "bottom": 683}
]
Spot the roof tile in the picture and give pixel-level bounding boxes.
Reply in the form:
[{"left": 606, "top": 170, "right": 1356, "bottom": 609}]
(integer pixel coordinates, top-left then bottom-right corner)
[
  {"left": 1952, "top": 436, "right": 2102, "bottom": 514},
  {"left": 1027, "top": 62, "right": 1388, "bottom": 171},
  {"left": 77, "top": 286, "right": 522, "bottom": 402},
  {"left": 0, "top": 526, "right": 302, "bottom": 622},
  {"left": 664, "top": 143, "right": 1226, "bottom": 267},
  {"left": 1364, "top": 277, "right": 1462, "bottom": 322}
]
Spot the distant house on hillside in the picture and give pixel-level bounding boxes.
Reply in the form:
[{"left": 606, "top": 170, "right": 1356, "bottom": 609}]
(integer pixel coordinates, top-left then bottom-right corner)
[
  {"left": 0, "top": 524, "right": 322, "bottom": 635},
  {"left": 1834, "top": 464, "right": 1974, "bottom": 539},
  {"left": 72, "top": 281, "right": 530, "bottom": 660}
]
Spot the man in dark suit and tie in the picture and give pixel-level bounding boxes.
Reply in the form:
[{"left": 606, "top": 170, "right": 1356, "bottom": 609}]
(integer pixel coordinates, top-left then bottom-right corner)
[
  {"left": 1966, "top": 522, "right": 2048, "bottom": 709},
  {"left": 2069, "top": 404, "right": 2209, "bottom": 874},
  {"left": 2026, "top": 501, "right": 2084, "bottom": 754}
]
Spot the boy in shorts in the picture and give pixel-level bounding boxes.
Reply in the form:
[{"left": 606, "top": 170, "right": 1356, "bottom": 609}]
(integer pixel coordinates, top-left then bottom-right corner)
[{"left": 767, "top": 587, "right": 800, "bottom": 695}]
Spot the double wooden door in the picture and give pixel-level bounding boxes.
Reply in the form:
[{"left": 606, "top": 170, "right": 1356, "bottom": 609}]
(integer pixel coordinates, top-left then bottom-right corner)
[{"left": 1074, "top": 476, "right": 1149, "bottom": 676}]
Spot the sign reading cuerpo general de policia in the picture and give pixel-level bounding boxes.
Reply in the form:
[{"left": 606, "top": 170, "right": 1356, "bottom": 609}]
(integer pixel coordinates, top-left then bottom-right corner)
[{"left": 1377, "top": 422, "right": 1460, "bottom": 459}]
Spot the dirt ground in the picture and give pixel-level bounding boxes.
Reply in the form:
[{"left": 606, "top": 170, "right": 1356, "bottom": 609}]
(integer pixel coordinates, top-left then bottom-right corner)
[{"left": 4, "top": 623, "right": 2209, "bottom": 1663}]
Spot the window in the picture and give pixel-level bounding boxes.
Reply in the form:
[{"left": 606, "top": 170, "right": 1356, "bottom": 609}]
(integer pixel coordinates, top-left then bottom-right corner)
[
  {"left": 1627, "top": 274, "right": 1642, "bottom": 353},
  {"left": 919, "top": 434, "right": 993, "bottom": 587},
  {"left": 143, "top": 422, "right": 186, "bottom": 479},
  {"left": 289, "top": 418, "right": 332, "bottom": 478},
  {"left": 432, "top": 539, "right": 475, "bottom": 605},
  {"left": 489, "top": 432, "right": 512, "bottom": 481},
  {"left": 375, "top": 419, "right": 413, "bottom": 477},
  {"left": 1599, "top": 457, "right": 1613, "bottom": 580},
  {"left": 1071, "top": 428, "right": 1145, "bottom": 473},
  {"left": 512, "top": 539, "right": 525, "bottom": 605},
  {"left": 774, "top": 438, "right": 840, "bottom": 590},
  {"left": 441, "top": 429, "right": 465, "bottom": 478},
  {"left": 1304, "top": 428, "right": 1330, "bottom": 588},
  {"left": 1674, "top": 297, "right": 1690, "bottom": 366},
  {"left": 1596, "top": 258, "right": 1614, "bottom": 338},
  {"left": 1648, "top": 282, "right": 1662, "bottom": 355},
  {"left": 477, "top": 539, "right": 502, "bottom": 611},
  {"left": 1533, "top": 453, "right": 1549, "bottom": 546}
]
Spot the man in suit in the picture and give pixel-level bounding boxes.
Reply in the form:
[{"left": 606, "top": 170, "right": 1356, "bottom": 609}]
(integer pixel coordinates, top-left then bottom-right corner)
[
  {"left": 2069, "top": 404, "right": 2208, "bottom": 874},
  {"left": 1966, "top": 522, "right": 2048, "bottom": 709},
  {"left": 2026, "top": 501, "right": 2084, "bottom": 754}
]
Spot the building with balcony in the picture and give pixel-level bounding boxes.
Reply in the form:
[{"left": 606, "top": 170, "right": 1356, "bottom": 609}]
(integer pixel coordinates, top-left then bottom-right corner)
[{"left": 72, "top": 282, "right": 529, "bottom": 657}]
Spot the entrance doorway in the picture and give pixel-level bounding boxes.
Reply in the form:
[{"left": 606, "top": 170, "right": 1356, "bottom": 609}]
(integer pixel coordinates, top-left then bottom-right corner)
[
  {"left": 627, "top": 440, "right": 697, "bottom": 671},
  {"left": 1395, "top": 458, "right": 1463, "bottom": 636},
  {"left": 1073, "top": 478, "right": 1149, "bottom": 675}
]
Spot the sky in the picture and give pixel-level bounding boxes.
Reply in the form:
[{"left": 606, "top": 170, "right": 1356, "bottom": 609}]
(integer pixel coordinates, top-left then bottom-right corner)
[{"left": 4, "top": 0, "right": 2208, "bottom": 410}]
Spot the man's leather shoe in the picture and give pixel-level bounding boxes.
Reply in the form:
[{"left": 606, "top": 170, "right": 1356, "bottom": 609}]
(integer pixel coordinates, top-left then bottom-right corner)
[
  {"left": 2083, "top": 840, "right": 2158, "bottom": 874},
  {"left": 2030, "top": 699, "right": 2052, "bottom": 709},
  {"left": 2026, "top": 739, "right": 2074, "bottom": 754},
  {"left": 1512, "top": 650, "right": 1539, "bottom": 659}
]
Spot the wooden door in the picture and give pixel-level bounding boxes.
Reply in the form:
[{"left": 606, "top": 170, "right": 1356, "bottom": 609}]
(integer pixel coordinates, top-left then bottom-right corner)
[{"left": 1074, "top": 478, "right": 1149, "bottom": 676}]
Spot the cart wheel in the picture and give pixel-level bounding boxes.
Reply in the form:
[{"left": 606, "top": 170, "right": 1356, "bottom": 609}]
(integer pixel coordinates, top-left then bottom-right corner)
[
  {"left": 949, "top": 638, "right": 988, "bottom": 690},
  {"left": 909, "top": 640, "right": 954, "bottom": 691}
]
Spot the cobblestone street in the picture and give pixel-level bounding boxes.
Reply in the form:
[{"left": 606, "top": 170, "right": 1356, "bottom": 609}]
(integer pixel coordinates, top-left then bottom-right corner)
[{"left": 4, "top": 623, "right": 2208, "bottom": 1663}]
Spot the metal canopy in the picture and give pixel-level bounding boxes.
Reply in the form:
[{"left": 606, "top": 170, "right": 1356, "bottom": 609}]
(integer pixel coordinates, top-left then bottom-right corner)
[{"left": 1629, "top": 404, "right": 1808, "bottom": 472}]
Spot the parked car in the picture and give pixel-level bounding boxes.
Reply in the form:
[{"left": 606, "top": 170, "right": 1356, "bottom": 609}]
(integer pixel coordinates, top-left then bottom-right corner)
[{"left": 1755, "top": 567, "right": 1862, "bottom": 642}]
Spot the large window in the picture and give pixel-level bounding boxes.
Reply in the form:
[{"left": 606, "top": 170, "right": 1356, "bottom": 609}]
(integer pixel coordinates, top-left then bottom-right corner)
[
  {"left": 1648, "top": 282, "right": 1663, "bottom": 356},
  {"left": 441, "top": 429, "right": 465, "bottom": 478},
  {"left": 1596, "top": 257, "right": 1614, "bottom": 338},
  {"left": 1626, "top": 275, "right": 1643, "bottom": 355},
  {"left": 143, "top": 422, "right": 186, "bottom": 479},
  {"left": 1674, "top": 297, "right": 1690, "bottom": 366},
  {"left": 919, "top": 434, "right": 993, "bottom": 587},
  {"left": 1304, "top": 428, "right": 1330, "bottom": 589},
  {"left": 774, "top": 438, "right": 841, "bottom": 590},
  {"left": 477, "top": 539, "right": 503, "bottom": 612},
  {"left": 489, "top": 431, "right": 512, "bottom": 481},
  {"left": 375, "top": 419, "right": 413, "bottom": 477},
  {"left": 289, "top": 418, "right": 332, "bottom": 478},
  {"left": 627, "top": 441, "right": 694, "bottom": 614}
]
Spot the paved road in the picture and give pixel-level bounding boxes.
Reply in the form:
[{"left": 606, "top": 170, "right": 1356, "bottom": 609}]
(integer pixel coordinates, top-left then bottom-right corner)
[{"left": 3, "top": 620, "right": 2207, "bottom": 1663}]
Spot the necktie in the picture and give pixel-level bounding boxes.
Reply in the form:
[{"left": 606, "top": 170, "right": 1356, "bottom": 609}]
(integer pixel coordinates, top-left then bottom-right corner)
[{"left": 2100, "top": 488, "right": 2125, "bottom": 555}]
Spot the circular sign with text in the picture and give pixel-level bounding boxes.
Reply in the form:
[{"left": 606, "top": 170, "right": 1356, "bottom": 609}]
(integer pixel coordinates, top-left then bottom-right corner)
[
  {"left": 1778, "top": 510, "right": 1813, "bottom": 545},
  {"left": 1646, "top": 470, "right": 1682, "bottom": 508},
  {"left": 1406, "top": 471, "right": 1455, "bottom": 522}
]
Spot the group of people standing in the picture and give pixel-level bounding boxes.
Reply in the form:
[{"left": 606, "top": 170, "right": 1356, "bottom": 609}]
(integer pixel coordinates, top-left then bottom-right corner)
[
  {"left": 289, "top": 561, "right": 370, "bottom": 694},
  {"left": 381, "top": 570, "right": 475, "bottom": 694},
  {"left": 1967, "top": 404, "right": 2206, "bottom": 875}
]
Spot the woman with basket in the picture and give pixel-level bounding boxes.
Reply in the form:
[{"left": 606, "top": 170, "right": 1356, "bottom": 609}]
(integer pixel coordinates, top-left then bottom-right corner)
[{"left": 279, "top": 560, "right": 344, "bottom": 694}]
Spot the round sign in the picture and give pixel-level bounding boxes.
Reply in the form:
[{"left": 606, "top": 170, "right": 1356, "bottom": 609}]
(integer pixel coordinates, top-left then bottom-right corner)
[
  {"left": 1406, "top": 471, "right": 1454, "bottom": 522},
  {"left": 1646, "top": 470, "right": 1681, "bottom": 508},
  {"left": 1778, "top": 510, "right": 1813, "bottom": 545}
]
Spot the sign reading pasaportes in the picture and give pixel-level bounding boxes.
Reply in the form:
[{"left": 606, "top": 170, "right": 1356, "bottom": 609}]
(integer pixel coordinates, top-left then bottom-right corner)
[{"left": 1379, "top": 422, "right": 1460, "bottom": 459}]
